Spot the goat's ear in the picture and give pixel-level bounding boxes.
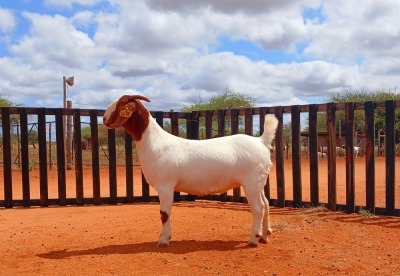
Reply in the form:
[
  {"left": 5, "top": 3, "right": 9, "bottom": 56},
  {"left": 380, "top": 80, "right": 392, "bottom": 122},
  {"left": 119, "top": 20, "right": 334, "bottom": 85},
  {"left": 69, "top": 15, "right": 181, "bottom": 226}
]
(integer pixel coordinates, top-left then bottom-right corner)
[{"left": 118, "top": 102, "right": 136, "bottom": 118}]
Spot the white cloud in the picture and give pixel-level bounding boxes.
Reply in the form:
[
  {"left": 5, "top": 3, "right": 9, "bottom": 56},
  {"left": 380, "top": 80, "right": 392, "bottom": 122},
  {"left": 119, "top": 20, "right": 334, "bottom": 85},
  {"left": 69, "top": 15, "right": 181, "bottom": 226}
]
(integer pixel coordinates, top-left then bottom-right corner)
[
  {"left": 0, "top": 8, "right": 16, "bottom": 33},
  {"left": 1, "top": 0, "right": 399, "bottom": 111}
]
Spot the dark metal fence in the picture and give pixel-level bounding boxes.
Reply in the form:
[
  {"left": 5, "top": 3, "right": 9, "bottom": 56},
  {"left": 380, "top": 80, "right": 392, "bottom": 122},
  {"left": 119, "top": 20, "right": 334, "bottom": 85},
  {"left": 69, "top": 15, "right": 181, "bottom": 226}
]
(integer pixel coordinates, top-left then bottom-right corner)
[{"left": 1, "top": 101, "right": 399, "bottom": 216}]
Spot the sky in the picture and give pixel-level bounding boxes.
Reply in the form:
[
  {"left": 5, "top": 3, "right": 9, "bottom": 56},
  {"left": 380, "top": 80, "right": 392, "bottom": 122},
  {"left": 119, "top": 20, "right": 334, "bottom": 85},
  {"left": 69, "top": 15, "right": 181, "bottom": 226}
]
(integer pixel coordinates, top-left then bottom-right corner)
[{"left": 0, "top": 0, "right": 399, "bottom": 111}]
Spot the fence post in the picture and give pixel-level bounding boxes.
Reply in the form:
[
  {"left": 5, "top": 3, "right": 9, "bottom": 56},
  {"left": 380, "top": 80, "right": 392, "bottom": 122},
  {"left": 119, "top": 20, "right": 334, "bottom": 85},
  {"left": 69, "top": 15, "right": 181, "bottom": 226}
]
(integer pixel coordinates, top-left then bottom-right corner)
[
  {"left": 259, "top": 107, "right": 271, "bottom": 201},
  {"left": 170, "top": 111, "right": 181, "bottom": 202},
  {"left": 205, "top": 110, "right": 212, "bottom": 139},
  {"left": 90, "top": 110, "right": 101, "bottom": 205},
  {"left": 274, "top": 106, "right": 285, "bottom": 208},
  {"left": 20, "top": 108, "right": 31, "bottom": 207},
  {"left": 108, "top": 129, "right": 117, "bottom": 204},
  {"left": 124, "top": 132, "right": 134, "bottom": 202},
  {"left": 364, "top": 101, "right": 375, "bottom": 213},
  {"left": 326, "top": 102, "right": 337, "bottom": 211},
  {"left": 345, "top": 102, "right": 355, "bottom": 213},
  {"left": 385, "top": 100, "right": 395, "bottom": 216},
  {"left": 218, "top": 110, "right": 227, "bottom": 202},
  {"left": 37, "top": 108, "right": 49, "bottom": 207},
  {"left": 291, "top": 105, "right": 302, "bottom": 207},
  {"left": 73, "top": 109, "right": 84, "bottom": 206},
  {"left": 1, "top": 108, "right": 13, "bottom": 208},
  {"left": 55, "top": 108, "right": 67, "bottom": 206},
  {"left": 308, "top": 104, "right": 319, "bottom": 206},
  {"left": 231, "top": 109, "right": 240, "bottom": 202}
]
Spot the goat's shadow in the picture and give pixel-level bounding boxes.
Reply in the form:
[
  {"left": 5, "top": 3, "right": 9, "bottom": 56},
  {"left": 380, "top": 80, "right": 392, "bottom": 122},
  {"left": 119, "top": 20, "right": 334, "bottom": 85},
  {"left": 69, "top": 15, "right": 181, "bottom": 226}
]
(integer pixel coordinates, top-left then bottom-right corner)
[{"left": 37, "top": 240, "right": 250, "bottom": 259}]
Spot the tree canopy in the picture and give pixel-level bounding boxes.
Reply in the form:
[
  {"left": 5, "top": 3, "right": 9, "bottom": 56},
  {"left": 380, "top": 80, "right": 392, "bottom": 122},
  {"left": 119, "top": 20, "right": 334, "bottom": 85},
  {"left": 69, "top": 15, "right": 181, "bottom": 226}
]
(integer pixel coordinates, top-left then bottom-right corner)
[
  {"left": 179, "top": 87, "right": 255, "bottom": 138},
  {"left": 180, "top": 87, "right": 255, "bottom": 112},
  {"left": 301, "top": 89, "right": 400, "bottom": 145}
]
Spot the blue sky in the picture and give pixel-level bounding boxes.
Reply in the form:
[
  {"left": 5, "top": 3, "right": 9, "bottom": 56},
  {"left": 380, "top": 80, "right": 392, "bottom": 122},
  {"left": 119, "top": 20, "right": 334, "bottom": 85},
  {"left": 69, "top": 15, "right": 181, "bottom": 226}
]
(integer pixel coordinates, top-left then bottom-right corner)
[{"left": 1, "top": 0, "right": 399, "bottom": 111}]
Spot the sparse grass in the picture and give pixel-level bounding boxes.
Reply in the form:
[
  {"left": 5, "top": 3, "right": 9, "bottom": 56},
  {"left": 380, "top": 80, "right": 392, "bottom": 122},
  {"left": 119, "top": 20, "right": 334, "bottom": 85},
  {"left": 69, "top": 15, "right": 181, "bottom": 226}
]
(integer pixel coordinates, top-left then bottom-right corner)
[
  {"left": 271, "top": 221, "right": 291, "bottom": 231},
  {"left": 303, "top": 204, "right": 328, "bottom": 214},
  {"left": 28, "top": 161, "right": 35, "bottom": 171},
  {"left": 359, "top": 209, "right": 374, "bottom": 220}
]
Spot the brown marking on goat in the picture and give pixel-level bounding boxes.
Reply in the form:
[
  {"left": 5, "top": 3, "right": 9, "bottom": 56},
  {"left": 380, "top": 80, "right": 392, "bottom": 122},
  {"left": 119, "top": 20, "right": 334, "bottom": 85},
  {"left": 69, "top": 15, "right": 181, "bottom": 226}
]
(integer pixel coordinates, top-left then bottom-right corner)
[
  {"left": 255, "top": 234, "right": 261, "bottom": 238},
  {"left": 160, "top": 211, "right": 168, "bottom": 224},
  {"left": 122, "top": 100, "right": 150, "bottom": 141}
]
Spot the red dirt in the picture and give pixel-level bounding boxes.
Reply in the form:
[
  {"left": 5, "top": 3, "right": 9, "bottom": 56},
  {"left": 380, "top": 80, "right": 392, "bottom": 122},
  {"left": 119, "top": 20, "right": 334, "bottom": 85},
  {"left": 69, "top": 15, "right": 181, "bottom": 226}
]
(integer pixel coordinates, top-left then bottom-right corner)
[{"left": 1, "top": 158, "right": 400, "bottom": 275}]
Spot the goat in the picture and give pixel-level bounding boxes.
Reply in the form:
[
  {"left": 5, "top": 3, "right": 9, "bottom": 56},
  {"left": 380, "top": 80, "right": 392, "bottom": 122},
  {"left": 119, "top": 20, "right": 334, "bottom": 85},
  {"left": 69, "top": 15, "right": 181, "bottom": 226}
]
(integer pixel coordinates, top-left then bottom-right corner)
[{"left": 103, "top": 95, "right": 279, "bottom": 247}]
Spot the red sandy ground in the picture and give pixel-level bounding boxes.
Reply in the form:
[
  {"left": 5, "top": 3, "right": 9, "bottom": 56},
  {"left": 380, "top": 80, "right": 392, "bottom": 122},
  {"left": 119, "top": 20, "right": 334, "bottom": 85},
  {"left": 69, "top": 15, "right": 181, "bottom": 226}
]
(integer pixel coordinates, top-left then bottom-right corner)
[{"left": 1, "top": 158, "right": 400, "bottom": 275}]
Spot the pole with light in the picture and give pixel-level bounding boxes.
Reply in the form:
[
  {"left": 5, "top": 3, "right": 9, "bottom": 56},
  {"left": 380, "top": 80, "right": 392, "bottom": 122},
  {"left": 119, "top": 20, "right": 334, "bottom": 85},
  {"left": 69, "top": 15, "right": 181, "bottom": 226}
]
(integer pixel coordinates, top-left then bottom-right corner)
[{"left": 63, "top": 76, "right": 74, "bottom": 170}]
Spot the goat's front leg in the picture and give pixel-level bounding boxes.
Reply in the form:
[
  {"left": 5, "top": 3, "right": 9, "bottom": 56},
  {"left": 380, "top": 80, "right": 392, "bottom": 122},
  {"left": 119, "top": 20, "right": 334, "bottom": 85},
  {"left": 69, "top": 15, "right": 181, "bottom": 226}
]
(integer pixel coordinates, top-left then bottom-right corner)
[{"left": 157, "top": 188, "right": 174, "bottom": 247}]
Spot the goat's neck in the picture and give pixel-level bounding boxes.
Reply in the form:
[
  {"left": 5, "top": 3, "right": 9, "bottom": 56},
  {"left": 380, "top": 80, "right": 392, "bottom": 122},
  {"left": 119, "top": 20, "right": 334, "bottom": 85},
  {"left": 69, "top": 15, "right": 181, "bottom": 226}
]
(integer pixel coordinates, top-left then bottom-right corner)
[{"left": 134, "top": 116, "right": 171, "bottom": 154}]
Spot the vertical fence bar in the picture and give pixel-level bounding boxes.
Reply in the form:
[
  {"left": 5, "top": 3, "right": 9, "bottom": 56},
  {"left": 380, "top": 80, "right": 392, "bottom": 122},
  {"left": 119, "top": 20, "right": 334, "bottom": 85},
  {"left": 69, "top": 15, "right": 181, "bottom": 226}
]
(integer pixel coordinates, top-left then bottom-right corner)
[
  {"left": 108, "top": 129, "right": 117, "bottom": 204},
  {"left": 20, "top": 108, "right": 30, "bottom": 207},
  {"left": 37, "top": 108, "right": 49, "bottom": 207},
  {"left": 125, "top": 132, "right": 134, "bottom": 202},
  {"left": 291, "top": 105, "right": 302, "bottom": 207},
  {"left": 141, "top": 173, "right": 150, "bottom": 202},
  {"left": 308, "top": 104, "right": 319, "bottom": 206},
  {"left": 55, "top": 109, "right": 66, "bottom": 206},
  {"left": 364, "top": 101, "right": 375, "bottom": 213},
  {"left": 274, "top": 106, "right": 285, "bottom": 207},
  {"left": 73, "top": 110, "right": 84, "bottom": 205},
  {"left": 244, "top": 108, "right": 253, "bottom": 200},
  {"left": 190, "top": 111, "right": 199, "bottom": 141},
  {"left": 205, "top": 110, "right": 212, "bottom": 139},
  {"left": 385, "top": 100, "right": 395, "bottom": 216},
  {"left": 90, "top": 110, "right": 101, "bottom": 205},
  {"left": 217, "top": 110, "right": 226, "bottom": 137},
  {"left": 231, "top": 109, "right": 241, "bottom": 202},
  {"left": 170, "top": 112, "right": 180, "bottom": 202},
  {"left": 326, "top": 102, "right": 337, "bottom": 211},
  {"left": 244, "top": 108, "right": 253, "bottom": 136},
  {"left": 259, "top": 107, "right": 271, "bottom": 200},
  {"left": 187, "top": 111, "right": 199, "bottom": 201},
  {"left": 217, "top": 110, "right": 227, "bottom": 202},
  {"left": 345, "top": 103, "right": 355, "bottom": 213},
  {"left": 1, "top": 108, "right": 13, "bottom": 208}
]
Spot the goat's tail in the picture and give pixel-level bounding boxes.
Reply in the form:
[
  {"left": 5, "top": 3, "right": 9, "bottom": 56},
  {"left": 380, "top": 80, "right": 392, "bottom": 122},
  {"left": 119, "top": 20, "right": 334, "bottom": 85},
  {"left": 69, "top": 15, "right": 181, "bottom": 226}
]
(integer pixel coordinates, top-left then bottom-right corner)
[{"left": 260, "top": 114, "right": 279, "bottom": 148}]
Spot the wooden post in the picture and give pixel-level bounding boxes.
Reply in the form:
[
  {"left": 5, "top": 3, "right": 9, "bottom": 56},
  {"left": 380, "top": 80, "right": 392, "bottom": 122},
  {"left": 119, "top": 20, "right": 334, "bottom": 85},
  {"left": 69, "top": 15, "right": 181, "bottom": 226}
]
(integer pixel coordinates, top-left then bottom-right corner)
[{"left": 66, "top": 100, "right": 73, "bottom": 169}]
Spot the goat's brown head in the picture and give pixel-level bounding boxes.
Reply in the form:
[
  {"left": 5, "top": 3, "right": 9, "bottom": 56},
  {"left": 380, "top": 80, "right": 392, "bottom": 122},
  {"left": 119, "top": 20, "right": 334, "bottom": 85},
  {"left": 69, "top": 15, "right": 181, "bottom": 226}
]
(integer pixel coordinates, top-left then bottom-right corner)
[{"left": 103, "top": 95, "right": 151, "bottom": 141}]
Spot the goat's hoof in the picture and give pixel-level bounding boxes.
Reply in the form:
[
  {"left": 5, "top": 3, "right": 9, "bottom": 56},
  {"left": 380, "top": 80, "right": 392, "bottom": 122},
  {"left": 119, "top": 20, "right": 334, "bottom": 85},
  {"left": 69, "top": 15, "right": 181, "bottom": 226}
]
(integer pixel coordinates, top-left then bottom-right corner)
[
  {"left": 259, "top": 236, "right": 269, "bottom": 244},
  {"left": 248, "top": 241, "right": 259, "bottom": 247},
  {"left": 248, "top": 234, "right": 261, "bottom": 247},
  {"left": 157, "top": 236, "right": 170, "bottom": 247},
  {"left": 157, "top": 240, "right": 170, "bottom": 247},
  {"left": 265, "top": 228, "right": 273, "bottom": 235}
]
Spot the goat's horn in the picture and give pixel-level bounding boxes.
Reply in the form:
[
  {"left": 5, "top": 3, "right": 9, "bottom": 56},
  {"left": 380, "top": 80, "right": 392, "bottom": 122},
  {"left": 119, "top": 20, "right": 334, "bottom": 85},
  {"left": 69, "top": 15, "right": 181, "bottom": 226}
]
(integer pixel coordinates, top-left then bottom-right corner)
[{"left": 128, "top": 95, "right": 151, "bottom": 102}]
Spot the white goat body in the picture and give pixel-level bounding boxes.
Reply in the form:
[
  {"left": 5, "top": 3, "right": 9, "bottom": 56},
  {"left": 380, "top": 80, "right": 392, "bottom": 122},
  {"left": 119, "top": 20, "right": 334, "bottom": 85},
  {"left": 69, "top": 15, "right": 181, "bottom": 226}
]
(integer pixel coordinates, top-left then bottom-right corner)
[{"left": 103, "top": 95, "right": 279, "bottom": 247}]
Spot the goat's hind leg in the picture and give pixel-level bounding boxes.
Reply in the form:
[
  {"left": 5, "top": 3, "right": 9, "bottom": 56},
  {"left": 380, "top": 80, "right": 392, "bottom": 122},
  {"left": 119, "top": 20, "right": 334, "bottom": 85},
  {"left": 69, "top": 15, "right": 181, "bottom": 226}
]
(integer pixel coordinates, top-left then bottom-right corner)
[
  {"left": 259, "top": 191, "right": 272, "bottom": 244},
  {"left": 243, "top": 188, "right": 265, "bottom": 246},
  {"left": 157, "top": 188, "right": 174, "bottom": 247}
]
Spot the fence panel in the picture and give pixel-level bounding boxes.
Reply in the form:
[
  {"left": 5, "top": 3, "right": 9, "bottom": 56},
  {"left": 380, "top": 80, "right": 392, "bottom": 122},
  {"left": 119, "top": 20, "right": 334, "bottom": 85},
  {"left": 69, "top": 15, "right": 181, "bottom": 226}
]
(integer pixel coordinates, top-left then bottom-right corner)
[{"left": 0, "top": 101, "right": 399, "bottom": 216}]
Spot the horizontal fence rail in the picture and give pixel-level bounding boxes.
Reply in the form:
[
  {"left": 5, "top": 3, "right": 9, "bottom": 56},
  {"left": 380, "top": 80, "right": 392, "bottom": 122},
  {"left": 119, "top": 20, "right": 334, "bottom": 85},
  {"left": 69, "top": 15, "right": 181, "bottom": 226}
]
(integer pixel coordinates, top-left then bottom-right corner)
[{"left": 1, "top": 101, "right": 400, "bottom": 216}]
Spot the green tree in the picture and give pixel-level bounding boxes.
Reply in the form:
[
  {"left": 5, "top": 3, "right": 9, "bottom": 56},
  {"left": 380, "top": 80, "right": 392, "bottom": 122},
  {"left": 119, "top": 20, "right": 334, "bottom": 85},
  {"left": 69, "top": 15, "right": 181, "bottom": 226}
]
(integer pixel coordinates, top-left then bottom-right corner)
[
  {"left": 0, "top": 97, "right": 13, "bottom": 107},
  {"left": 306, "top": 89, "right": 400, "bottom": 136},
  {"left": 180, "top": 87, "right": 255, "bottom": 138},
  {"left": 0, "top": 96, "right": 22, "bottom": 125}
]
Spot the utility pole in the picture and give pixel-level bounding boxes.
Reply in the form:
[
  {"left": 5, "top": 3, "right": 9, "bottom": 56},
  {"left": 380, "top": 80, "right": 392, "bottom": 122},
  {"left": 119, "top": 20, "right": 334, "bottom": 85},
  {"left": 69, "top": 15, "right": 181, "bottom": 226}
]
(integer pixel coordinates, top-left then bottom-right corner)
[{"left": 63, "top": 76, "right": 74, "bottom": 170}]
